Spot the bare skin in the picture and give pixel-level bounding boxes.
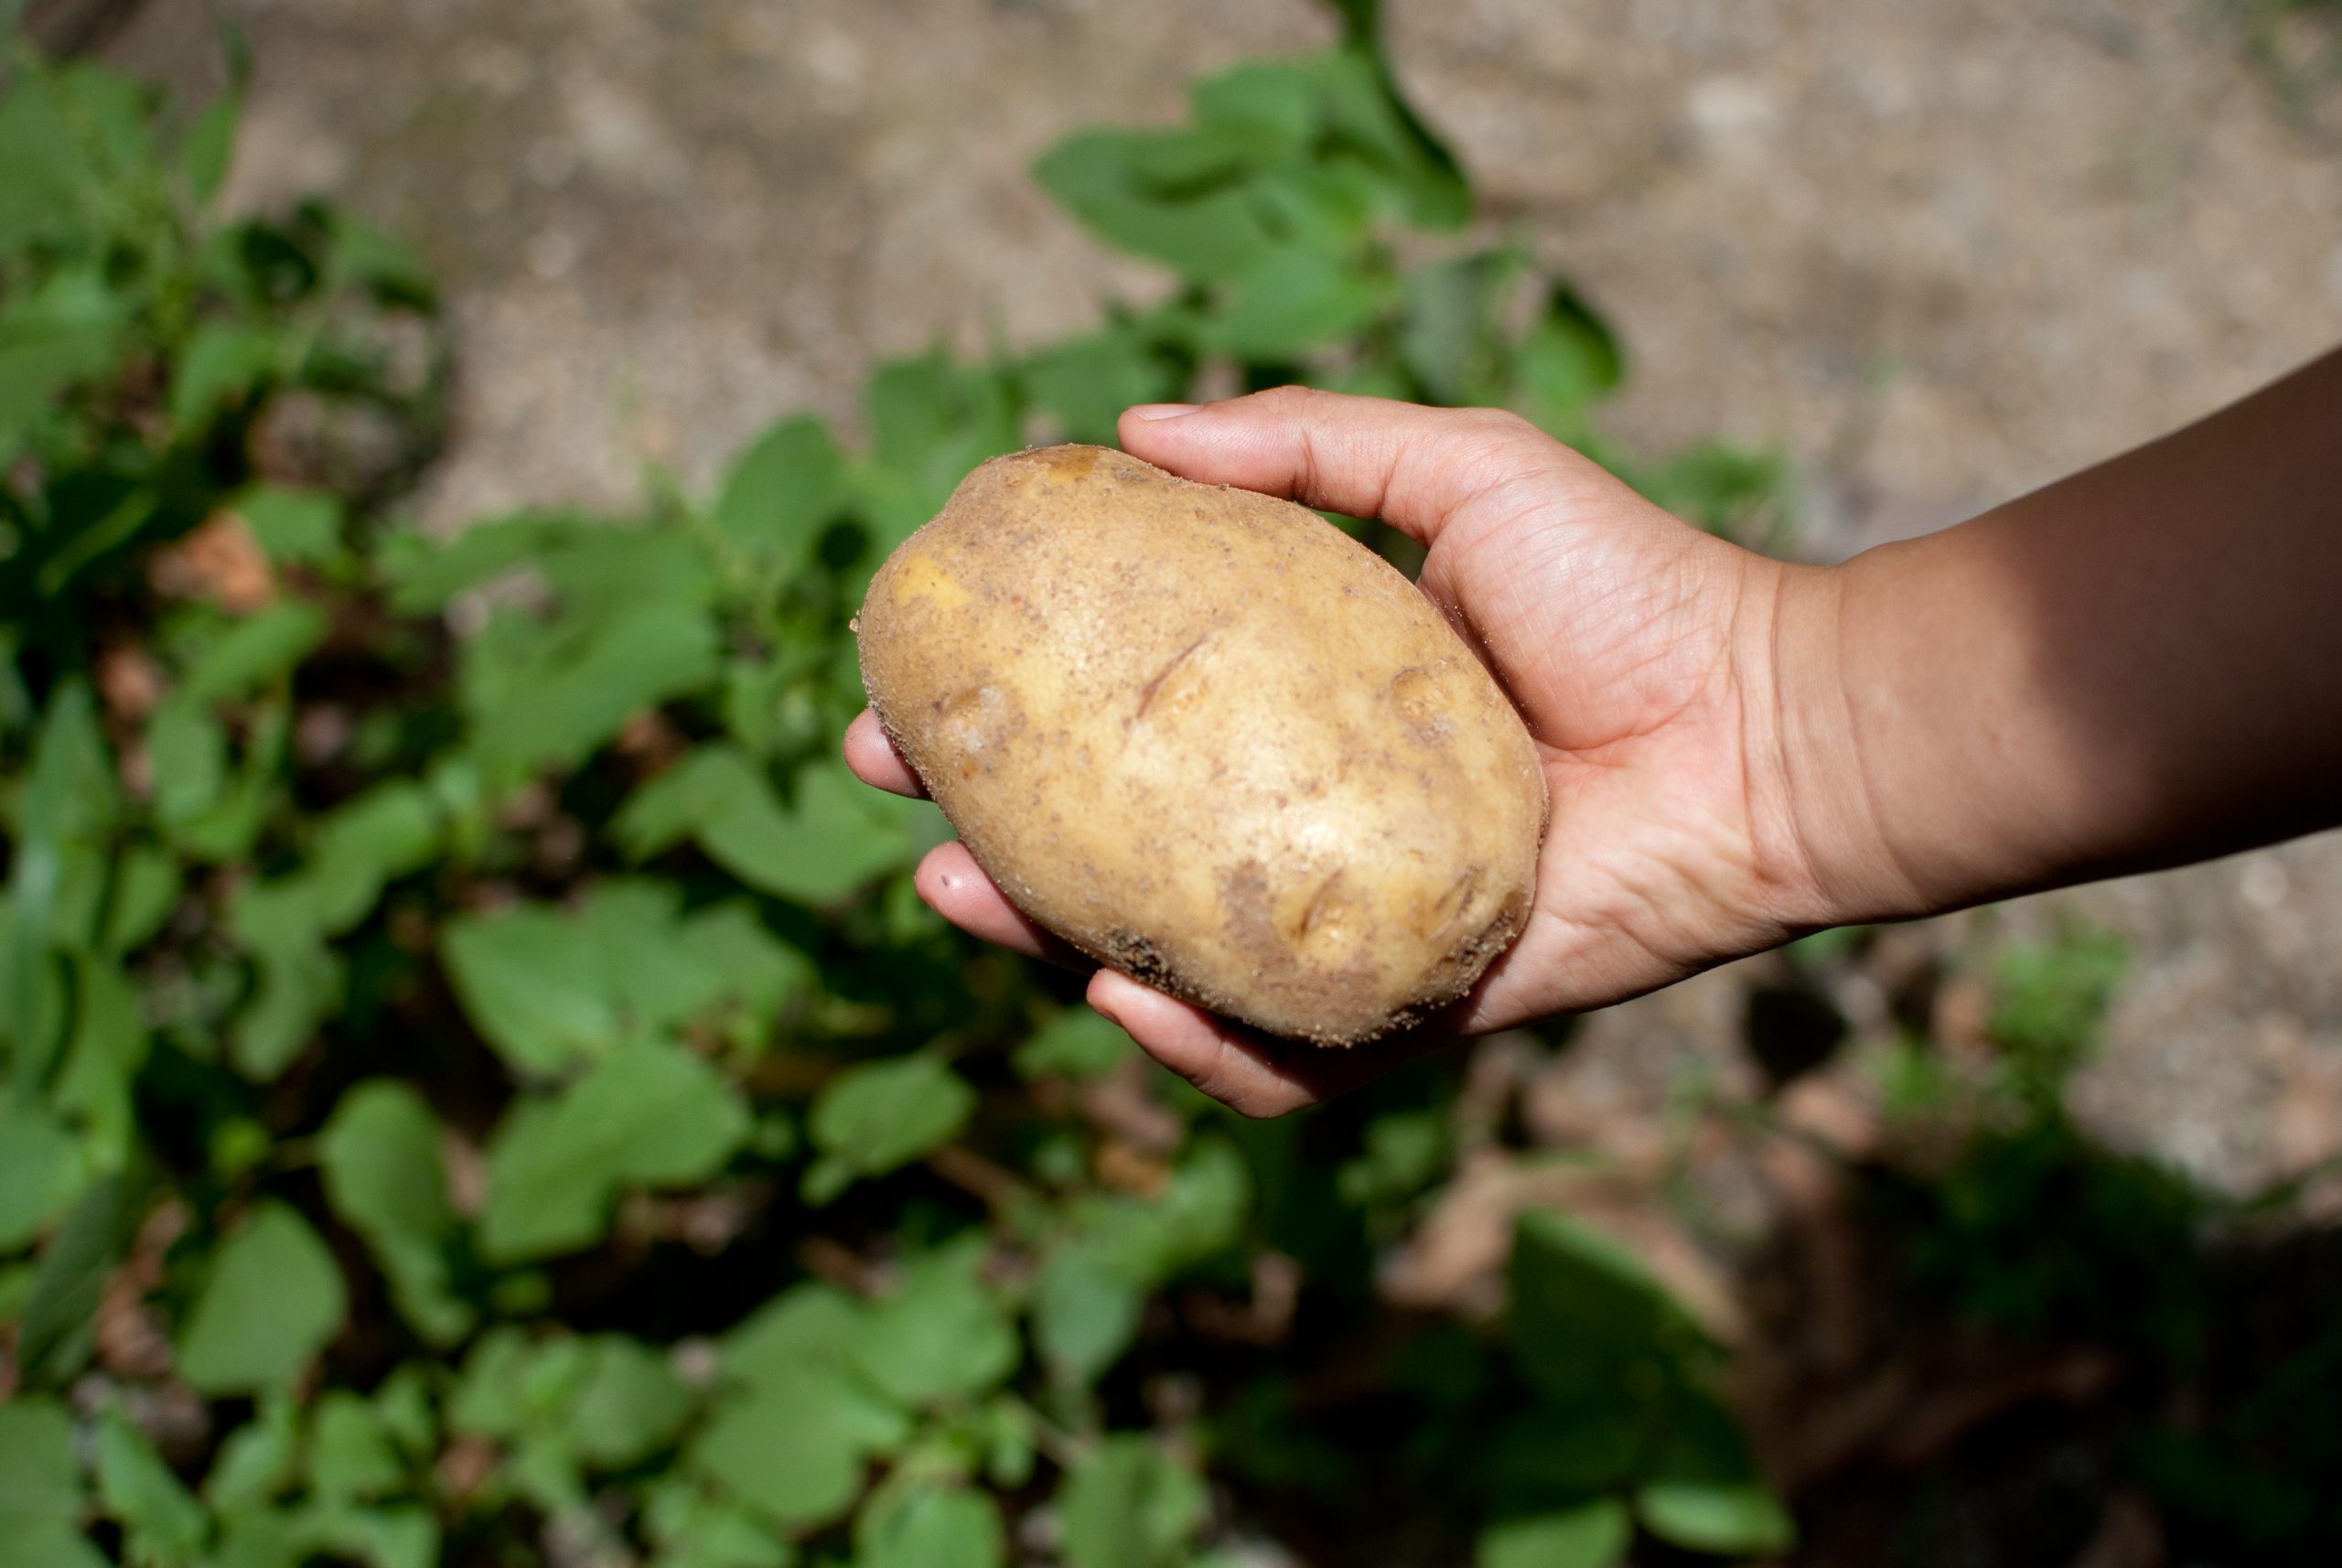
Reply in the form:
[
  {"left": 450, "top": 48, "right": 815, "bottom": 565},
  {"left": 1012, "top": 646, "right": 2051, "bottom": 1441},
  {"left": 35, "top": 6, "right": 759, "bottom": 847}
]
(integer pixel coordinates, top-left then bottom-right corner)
[{"left": 844, "top": 352, "right": 2342, "bottom": 1116}]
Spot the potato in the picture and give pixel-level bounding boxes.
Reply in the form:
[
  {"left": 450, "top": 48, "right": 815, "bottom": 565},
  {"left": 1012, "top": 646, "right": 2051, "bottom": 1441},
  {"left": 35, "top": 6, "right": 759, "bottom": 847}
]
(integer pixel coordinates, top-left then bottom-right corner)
[{"left": 855, "top": 445, "right": 1545, "bottom": 1046}]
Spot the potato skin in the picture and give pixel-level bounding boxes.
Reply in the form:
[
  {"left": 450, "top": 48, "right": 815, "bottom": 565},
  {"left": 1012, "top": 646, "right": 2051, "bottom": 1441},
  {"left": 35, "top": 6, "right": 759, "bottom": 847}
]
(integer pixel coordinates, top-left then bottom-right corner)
[{"left": 855, "top": 445, "right": 1545, "bottom": 1047}]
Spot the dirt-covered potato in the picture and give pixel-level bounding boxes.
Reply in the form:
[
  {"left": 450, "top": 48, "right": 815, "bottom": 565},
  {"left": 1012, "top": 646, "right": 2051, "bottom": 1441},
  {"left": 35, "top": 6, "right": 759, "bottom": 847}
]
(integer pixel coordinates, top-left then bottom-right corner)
[{"left": 855, "top": 445, "right": 1546, "bottom": 1046}]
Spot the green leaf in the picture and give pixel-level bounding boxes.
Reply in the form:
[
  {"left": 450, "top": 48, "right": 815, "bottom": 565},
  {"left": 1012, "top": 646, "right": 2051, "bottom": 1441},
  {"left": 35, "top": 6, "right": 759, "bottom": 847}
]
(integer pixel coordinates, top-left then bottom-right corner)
[
  {"left": 441, "top": 903, "right": 618, "bottom": 1076},
  {"left": 205, "top": 1394, "right": 299, "bottom": 1515},
  {"left": 14, "top": 1170, "right": 140, "bottom": 1387},
  {"left": 1058, "top": 1436, "right": 1209, "bottom": 1568},
  {"left": 855, "top": 1485, "right": 1005, "bottom": 1568},
  {"left": 207, "top": 1509, "right": 301, "bottom": 1568},
  {"left": 176, "top": 1201, "right": 349, "bottom": 1394},
  {"left": 1475, "top": 1503, "right": 1631, "bottom": 1568},
  {"left": 803, "top": 1055, "right": 975, "bottom": 1201},
  {"left": 1506, "top": 1209, "right": 1715, "bottom": 1413},
  {"left": 377, "top": 511, "right": 573, "bottom": 613},
  {"left": 234, "top": 487, "right": 344, "bottom": 565},
  {"left": 0, "top": 1395, "right": 105, "bottom": 1568},
  {"left": 1035, "top": 129, "right": 1281, "bottom": 282},
  {"left": 1632, "top": 1481, "right": 1795, "bottom": 1556},
  {"left": 180, "top": 602, "right": 329, "bottom": 705},
  {"left": 179, "top": 86, "right": 242, "bottom": 207},
  {"left": 225, "top": 880, "right": 341, "bottom": 1080},
  {"left": 0, "top": 267, "right": 127, "bottom": 445},
  {"left": 303, "top": 1501, "right": 440, "bottom": 1568},
  {"left": 0, "top": 74, "right": 99, "bottom": 252},
  {"left": 318, "top": 1081, "right": 474, "bottom": 1346},
  {"left": 1399, "top": 249, "right": 1522, "bottom": 404},
  {"left": 1197, "top": 246, "right": 1390, "bottom": 362},
  {"left": 303, "top": 782, "right": 441, "bottom": 931},
  {"left": 617, "top": 748, "right": 915, "bottom": 906},
  {"left": 0, "top": 1102, "right": 85, "bottom": 1251},
  {"left": 571, "top": 1335, "right": 694, "bottom": 1468},
  {"left": 97, "top": 1411, "right": 206, "bottom": 1565},
  {"left": 1016, "top": 329, "right": 1181, "bottom": 446},
  {"left": 456, "top": 549, "right": 721, "bottom": 783},
  {"left": 1512, "top": 283, "right": 1624, "bottom": 432},
  {"left": 169, "top": 319, "right": 278, "bottom": 428},
  {"left": 1311, "top": 47, "right": 1470, "bottom": 230},
  {"left": 6, "top": 682, "right": 115, "bottom": 1093},
  {"left": 854, "top": 351, "right": 1021, "bottom": 551},
  {"left": 48, "top": 959, "right": 147, "bottom": 1177},
  {"left": 714, "top": 414, "right": 848, "bottom": 575},
  {"left": 645, "top": 1479, "right": 797, "bottom": 1568},
  {"left": 1015, "top": 1006, "right": 1137, "bottom": 1080},
  {"left": 849, "top": 1240, "right": 1017, "bottom": 1407},
  {"left": 1071, "top": 1139, "right": 1252, "bottom": 1289},
  {"left": 691, "top": 1364, "right": 908, "bottom": 1530},
  {"left": 308, "top": 1392, "right": 404, "bottom": 1502},
  {"left": 445, "top": 881, "right": 808, "bottom": 1075},
  {"left": 722, "top": 1283, "right": 866, "bottom": 1389},
  {"left": 100, "top": 845, "right": 180, "bottom": 954},
  {"left": 0, "top": 1396, "right": 83, "bottom": 1525},
  {"left": 478, "top": 1040, "right": 750, "bottom": 1262},
  {"left": 1627, "top": 440, "right": 1789, "bottom": 538},
  {"left": 1336, "top": 1109, "right": 1449, "bottom": 1208},
  {"left": 147, "top": 699, "right": 227, "bottom": 829},
  {"left": 1032, "top": 1242, "right": 1142, "bottom": 1389}
]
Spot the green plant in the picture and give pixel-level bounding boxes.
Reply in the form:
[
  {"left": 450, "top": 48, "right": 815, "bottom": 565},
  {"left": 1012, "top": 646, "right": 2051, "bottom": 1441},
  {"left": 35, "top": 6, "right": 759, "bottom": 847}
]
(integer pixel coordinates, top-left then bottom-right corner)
[{"left": 1, "top": 12, "right": 1792, "bottom": 1568}]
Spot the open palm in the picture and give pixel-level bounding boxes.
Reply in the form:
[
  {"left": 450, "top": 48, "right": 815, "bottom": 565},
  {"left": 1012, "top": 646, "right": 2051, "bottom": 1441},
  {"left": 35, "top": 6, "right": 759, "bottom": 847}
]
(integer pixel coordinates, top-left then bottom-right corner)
[{"left": 844, "top": 389, "right": 1820, "bottom": 1115}]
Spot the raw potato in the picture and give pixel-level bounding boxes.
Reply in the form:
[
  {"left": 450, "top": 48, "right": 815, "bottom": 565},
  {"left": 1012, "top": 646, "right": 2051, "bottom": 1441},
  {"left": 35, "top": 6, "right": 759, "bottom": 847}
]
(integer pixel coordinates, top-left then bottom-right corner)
[{"left": 856, "top": 445, "right": 1546, "bottom": 1046}]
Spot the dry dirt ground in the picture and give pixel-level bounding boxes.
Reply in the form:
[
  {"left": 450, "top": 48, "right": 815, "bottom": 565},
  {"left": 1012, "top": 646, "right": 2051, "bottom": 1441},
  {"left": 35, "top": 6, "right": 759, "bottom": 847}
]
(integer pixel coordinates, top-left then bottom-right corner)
[{"left": 103, "top": 0, "right": 2342, "bottom": 1193}]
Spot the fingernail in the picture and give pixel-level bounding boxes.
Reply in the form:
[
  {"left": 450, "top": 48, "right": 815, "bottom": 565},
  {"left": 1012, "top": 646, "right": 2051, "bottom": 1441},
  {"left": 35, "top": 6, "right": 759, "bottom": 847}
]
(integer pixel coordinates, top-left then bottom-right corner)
[{"left": 1127, "top": 403, "right": 1198, "bottom": 422}]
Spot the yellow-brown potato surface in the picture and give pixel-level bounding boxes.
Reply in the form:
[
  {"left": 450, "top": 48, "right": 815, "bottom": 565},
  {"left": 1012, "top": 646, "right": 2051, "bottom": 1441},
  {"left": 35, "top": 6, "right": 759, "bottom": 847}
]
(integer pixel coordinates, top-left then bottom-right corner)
[{"left": 856, "top": 445, "right": 1545, "bottom": 1046}]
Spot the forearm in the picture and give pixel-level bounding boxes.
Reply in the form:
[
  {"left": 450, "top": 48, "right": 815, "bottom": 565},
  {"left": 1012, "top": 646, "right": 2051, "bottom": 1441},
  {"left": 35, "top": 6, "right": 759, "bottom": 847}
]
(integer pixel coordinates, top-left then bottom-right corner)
[{"left": 1779, "top": 347, "right": 2342, "bottom": 924}]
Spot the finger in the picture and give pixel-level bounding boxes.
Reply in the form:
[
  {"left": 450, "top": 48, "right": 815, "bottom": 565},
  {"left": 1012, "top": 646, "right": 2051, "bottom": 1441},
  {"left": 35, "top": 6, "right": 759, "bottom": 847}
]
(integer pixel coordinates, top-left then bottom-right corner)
[
  {"left": 843, "top": 709, "right": 927, "bottom": 798},
  {"left": 1087, "top": 970, "right": 1456, "bottom": 1118},
  {"left": 914, "top": 843, "right": 1089, "bottom": 970},
  {"left": 1119, "top": 388, "right": 1597, "bottom": 547}
]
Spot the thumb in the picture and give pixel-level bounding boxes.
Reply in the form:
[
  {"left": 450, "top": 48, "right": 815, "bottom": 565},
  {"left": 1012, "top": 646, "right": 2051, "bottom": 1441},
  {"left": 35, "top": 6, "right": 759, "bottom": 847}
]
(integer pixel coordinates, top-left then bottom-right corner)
[{"left": 1116, "top": 386, "right": 1603, "bottom": 545}]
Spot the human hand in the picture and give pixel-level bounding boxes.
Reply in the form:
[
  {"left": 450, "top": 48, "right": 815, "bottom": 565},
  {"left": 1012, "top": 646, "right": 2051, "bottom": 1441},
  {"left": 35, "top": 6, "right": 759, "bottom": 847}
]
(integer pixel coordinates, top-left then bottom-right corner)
[{"left": 845, "top": 389, "right": 1836, "bottom": 1114}]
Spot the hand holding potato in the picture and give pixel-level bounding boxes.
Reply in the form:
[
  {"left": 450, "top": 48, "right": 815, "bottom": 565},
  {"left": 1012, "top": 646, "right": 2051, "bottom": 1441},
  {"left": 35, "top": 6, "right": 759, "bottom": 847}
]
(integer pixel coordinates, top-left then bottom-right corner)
[
  {"left": 847, "top": 388, "right": 1817, "bottom": 1114},
  {"left": 849, "top": 350, "right": 2342, "bottom": 1118}
]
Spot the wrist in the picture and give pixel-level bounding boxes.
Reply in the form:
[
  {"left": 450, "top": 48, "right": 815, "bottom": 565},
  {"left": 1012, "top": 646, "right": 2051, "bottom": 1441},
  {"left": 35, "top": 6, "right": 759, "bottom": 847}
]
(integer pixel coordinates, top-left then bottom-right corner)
[{"left": 1746, "top": 553, "right": 1934, "bottom": 931}]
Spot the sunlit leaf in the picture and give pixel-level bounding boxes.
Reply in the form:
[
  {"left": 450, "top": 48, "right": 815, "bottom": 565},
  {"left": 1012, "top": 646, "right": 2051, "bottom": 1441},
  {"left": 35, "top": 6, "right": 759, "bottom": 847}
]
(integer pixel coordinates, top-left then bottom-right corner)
[
  {"left": 95, "top": 1403, "right": 206, "bottom": 1563},
  {"left": 1475, "top": 1502, "right": 1631, "bottom": 1568},
  {"left": 1198, "top": 246, "right": 1389, "bottom": 362},
  {"left": 478, "top": 1040, "right": 749, "bottom": 1262},
  {"left": 0, "top": 1396, "right": 105, "bottom": 1568},
  {"left": 618, "top": 748, "right": 915, "bottom": 906},
  {"left": 1507, "top": 1210, "right": 1714, "bottom": 1413},
  {"left": 849, "top": 1240, "right": 1017, "bottom": 1407},
  {"left": 855, "top": 1485, "right": 1004, "bottom": 1568},
  {"left": 1633, "top": 1481, "right": 1794, "bottom": 1556},
  {"left": 1013, "top": 1006, "right": 1136, "bottom": 1080},
  {"left": 714, "top": 414, "right": 848, "bottom": 577},
  {"left": 235, "top": 487, "right": 345, "bottom": 565},
  {"left": 690, "top": 1363, "right": 908, "bottom": 1530},
  {"left": 0, "top": 1102, "right": 86, "bottom": 1251},
  {"left": 319, "top": 1081, "right": 474, "bottom": 1346},
  {"left": 177, "top": 1201, "right": 349, "bottom": 1394},
  {"left": 1033, "top": 1242, "right": 1142, "bottom": 1390},
  {"left": 803, "top": 1054, "right": 974, "bottom": 1202},
  {"left": 1058, "top": 1436, "right": 1208, "bottom": 1568},
  {"left": 180, "top": 603, "right": 329, "bottom": 705},
  {"left": 170, "top": 319, "right": 279, "bottom": 428}
]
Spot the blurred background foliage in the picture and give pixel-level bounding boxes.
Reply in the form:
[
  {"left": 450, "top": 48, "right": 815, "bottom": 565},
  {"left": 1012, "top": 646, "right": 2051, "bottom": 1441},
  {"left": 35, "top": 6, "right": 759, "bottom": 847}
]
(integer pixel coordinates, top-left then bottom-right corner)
[{"left": 3, "top": 4, "right": 2340, "bottom": 1566}]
